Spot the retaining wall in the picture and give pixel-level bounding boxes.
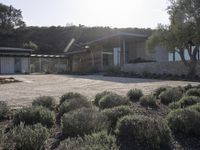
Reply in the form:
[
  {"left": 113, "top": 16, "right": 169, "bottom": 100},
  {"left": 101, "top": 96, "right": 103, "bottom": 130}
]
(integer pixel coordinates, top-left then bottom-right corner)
[{"left": 122, "top": 61, "right": 200, "bottom": 76}]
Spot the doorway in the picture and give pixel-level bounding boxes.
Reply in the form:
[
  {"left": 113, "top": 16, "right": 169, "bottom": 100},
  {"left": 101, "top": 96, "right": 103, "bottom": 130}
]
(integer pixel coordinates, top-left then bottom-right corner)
[
  {"left": 113, "top": 47, "right": 121, "bottom": 66},
  {"left": 15, "top": 57, "right": 21, "bottom": 73}
]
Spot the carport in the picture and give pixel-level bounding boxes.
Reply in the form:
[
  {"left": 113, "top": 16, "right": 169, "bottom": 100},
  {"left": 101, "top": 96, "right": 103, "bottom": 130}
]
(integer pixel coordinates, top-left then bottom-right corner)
[{"left": 0, "top": 47, "right": 33, "bottom": 74}]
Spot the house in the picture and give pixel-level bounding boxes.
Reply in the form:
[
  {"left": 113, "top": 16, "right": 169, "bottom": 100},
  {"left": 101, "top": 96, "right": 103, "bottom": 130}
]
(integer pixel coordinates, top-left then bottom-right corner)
[
  {"left": 0, "top": 47, "right": 33, "bottom": 74},
  {"left": 65, "top": 32, "right": 168, "bottom": 72}
]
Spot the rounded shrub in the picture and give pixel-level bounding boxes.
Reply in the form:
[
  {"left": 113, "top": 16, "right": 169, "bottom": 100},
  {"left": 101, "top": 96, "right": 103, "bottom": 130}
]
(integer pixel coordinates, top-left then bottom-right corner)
[
  {"left": 61, "top": 107, "right": 108, "bottom": 137},
  {"left": 140, "top": 95, "right": 158, "bottom": 108},
  {"left": 102, "top": 106, "right": 133, "bottom": 130},
  {"left": 153, "top": 86, "right": 170, "bottom": 98},
  {"left": 159, "top": 88, "right": 183, "bottom": 105},
  {"left": 94, "top": 91, "right": 113, "bottom": 106},
  {"left": 186, "top": 88, "right": 200, "bottom": 97},
  {"left": 127, "top": 89, "right": 143, "bottom": 102},
  {"left": 32, "top": 96, "right": 56, "bottom": 110},
  {"left": 115, "top": 115, "right": 172, "bottom": 150},
  {"left": 169, "top": 96, "right": 200, "bottom": 109},
  {"left": 166, "top": 109, "right": 200, "bottom": 136},
  {"left": 0, "top": 101, "right": 9, "bottom": 120},
  {"left": 12, "top": 123, "right": 49, "bottom": 150},
  {"left": 57, "top": 131, "right": 119, "bottom": 150},
  {"left": 184, "top": 84, "right": 193, "bottom": 91},
  {"left": 13, "top": 106, "right": 55, "bottom": 128},
  {"left": 188, "top": 103, "right": 200, "bottom": 112},
  {"left": 60, "top": 92, "right": 86, "bottom": 105},
  {"left": 99, "top": 93, "right": 130, "bottom": 109},
  {"left": 59, "top": 97, "right": 92, "bottom": 117}
]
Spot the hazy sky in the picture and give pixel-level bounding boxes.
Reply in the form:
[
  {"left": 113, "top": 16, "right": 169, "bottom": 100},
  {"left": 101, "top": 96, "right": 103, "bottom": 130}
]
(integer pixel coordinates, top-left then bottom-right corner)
[{"left": 1, "top": 0, "right": 170, "bottom": 28}]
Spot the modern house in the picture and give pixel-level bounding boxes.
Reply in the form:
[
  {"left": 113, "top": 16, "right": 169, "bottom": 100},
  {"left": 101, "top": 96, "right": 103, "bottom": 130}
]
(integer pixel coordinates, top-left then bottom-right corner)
[
  {"left": 0, "top": 47, "right": 33, "bottom": 74},
  {"left": 65, "top": 32, "right": 168, "bottom": 72}
]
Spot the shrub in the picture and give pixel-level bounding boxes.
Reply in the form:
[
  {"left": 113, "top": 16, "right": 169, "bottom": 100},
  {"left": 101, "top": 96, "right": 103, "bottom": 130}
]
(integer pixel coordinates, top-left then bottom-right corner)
[
  {"left": 140, "top": 95, "right": 158, "bottom": 108},
  {"left": 0, "top": 101, "right": 9, "bottom": 120},
  {"left": 169, "top": 96, "right": 200, "bottom": 109},
  {"left": 32, "top": 96, "right": 56, "bottom": 110},
  {"left": 186, "top": 88, "right": 200, "bottom": 97},
  {"left": 13, "top": 106, "right": 55, "bottom": 128},
  {"left": 12, "top": 123, "right": 49, "bottom": 150},
  {"left": 57, "top": 131, "right": 119, "bottom": 150},
  {"left": 153, "top": 86, "right": 170, "bottom": 98},
  {"left": 184, "top": 84, "right": 193, "bottom": 91},
  {"left": 102, "top": 106, "right": 133, "bottom": 130},
  {"left": 61, "top": 108, "right": 108, "bottom": 137},
  {"left": 166, "top": 109, "right": 200, "bottom": 136},
  {"left": 159, "top": 88, "right": 183, "bottom": 105},
  {"left": 127, "top": 89, "right": 143, "bottom": 102},
  {"left": 188, "top": 103, "right": 200, "bottom": 112},
  {"left": 115, "top": 115, "right": 172, "bottom": 150},
  {"left": 60, "top": 92, "right": 86, "bottom": 105},
  {"left": 0, "top": 127, "right": 3, "bottom": 148},
  {"left": 94, "top": 91, "right": 113, "bottom": 106},
  {"left": 99, "top": 93, "right": 130, "bottom": 109},
  {"left": 59, "top": 97, "right": 92, "bottom": 117}
]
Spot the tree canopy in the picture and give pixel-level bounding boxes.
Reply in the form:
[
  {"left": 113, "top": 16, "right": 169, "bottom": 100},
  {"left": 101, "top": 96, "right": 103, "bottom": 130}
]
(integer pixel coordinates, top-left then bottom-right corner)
[
  {"left": 0, "top": 3, "right": 25, "bottom": 33},
  {"left": 147, "top": 0, "right": 200, "bottom": 77}
]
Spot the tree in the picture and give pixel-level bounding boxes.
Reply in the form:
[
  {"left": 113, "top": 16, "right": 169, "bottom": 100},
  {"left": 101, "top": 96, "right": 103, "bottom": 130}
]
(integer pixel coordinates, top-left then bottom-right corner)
[
  {"left": 0, "top": 3, "right": 25, "bottom": 32},
  {"left": 23, "top": 41, "right": 38, "bottom": 50},
  {"left": 147, "top": 0, "right": 200, "bottom": 77}
]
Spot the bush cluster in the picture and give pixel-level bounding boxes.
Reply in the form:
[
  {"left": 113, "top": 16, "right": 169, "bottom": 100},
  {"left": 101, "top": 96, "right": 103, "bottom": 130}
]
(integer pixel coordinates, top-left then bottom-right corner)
[
  {"left": 188, "top": 103, "right": 200, "bottom": 112},
  {"left": 57, "top": 131, "right": 119, "bottom": 150},
  {"left": 32, "top": 96, "right": 56, "bottom": 110},
  {"left": 13, "top": 106, "right": 55, "bottom": 128},
  {"left": 61, "top": 108, "right": 108, "bottom": 137},
  {"left": 140, "top": 95, "right": 158, "bottom": 108},
  {"left": 94, "top": 91, "right": 113, "bottom": 106},
  {"left": 0, "top": 101, "right": 9, "bottom": 120},
  {"left": 127, "top": 89, "right": 143, "bottom": 102},
  {"left": 159, "top": 88, "right": 183, "bottom": 105},
  {"left": 60, "top": 92, "right": 86, "bottom": 105},
  {"left": 102, "top": 106, "right": 133, "bottom": 130},
  {"left": 167, "top": 108, "right": 200, "bottom": 137},
  {"left": 186, "top": 88, "right": 200, "bottom": 97},
  {"left": 59, "top": 97, "right": 92, "bottom": 117},
  {"left": 153, "top": 86, "right": 170, "bottom": 98},
  {"left": 115, "top": 115, "right": 172, "bottom": 150},
  {"left": 12, "top": 123, "right": 49, "bottom": 150},
  {"left": 99, "top": 93, "right": 130, "bottom": 109},
  {"left": 169, "top": 96, "right": 200, "bottom": 109}
]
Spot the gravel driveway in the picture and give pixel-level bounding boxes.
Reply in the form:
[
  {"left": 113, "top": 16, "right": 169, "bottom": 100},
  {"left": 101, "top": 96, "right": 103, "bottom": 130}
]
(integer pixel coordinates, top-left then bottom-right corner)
[{"left": 0, "top": 74, "right": 199, "bottom": 107}]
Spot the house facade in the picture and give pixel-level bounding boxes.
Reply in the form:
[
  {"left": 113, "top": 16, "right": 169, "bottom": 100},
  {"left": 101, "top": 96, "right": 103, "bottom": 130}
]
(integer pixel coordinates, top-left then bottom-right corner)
[
  {"left": 65, "top": 32, "right": 168, "bottom": 72},
  {"left": 0, "top": 47, "right": 33, "bottom": 74}
]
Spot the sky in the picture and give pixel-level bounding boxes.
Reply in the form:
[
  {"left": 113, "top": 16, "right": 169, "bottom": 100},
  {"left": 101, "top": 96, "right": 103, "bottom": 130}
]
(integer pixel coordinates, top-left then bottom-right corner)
[{"left": 0, "top": 0, "right": 170, "bottom": 29}]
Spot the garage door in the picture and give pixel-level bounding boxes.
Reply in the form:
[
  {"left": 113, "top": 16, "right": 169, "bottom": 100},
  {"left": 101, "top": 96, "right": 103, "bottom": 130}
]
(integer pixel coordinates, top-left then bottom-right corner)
[{"left": 0, "top": 57, "right": 15, "bottom": 74}]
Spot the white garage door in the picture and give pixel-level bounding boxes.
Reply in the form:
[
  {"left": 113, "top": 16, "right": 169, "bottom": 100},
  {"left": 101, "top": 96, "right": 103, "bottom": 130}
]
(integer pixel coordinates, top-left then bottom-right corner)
[{"left": 0, "top": 57, "right": 15, "bottom": 74}]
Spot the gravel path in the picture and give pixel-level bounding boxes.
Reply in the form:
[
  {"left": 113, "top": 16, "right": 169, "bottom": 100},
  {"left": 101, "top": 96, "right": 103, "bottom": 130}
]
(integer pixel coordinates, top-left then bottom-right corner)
[{"left": 0, "top": 74, "right": 199, "bottom": 107}]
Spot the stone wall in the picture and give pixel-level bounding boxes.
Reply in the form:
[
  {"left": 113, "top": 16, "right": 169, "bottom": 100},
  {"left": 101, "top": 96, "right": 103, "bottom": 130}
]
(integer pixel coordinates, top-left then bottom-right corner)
[{"left": 122, "top": 61, "right": 200, "bottom": 76}]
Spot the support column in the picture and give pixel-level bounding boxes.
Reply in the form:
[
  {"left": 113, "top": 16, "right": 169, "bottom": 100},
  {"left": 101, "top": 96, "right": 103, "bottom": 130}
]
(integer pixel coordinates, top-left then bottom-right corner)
[{"left": 123, "top": 39, "right": 126, "bottom": 65}]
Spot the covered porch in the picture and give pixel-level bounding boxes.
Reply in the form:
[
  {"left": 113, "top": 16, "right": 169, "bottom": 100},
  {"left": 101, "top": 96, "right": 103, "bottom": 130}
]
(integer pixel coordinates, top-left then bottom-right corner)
[{"left": 86, "top": 32, "right": 151, "bottom": 70}]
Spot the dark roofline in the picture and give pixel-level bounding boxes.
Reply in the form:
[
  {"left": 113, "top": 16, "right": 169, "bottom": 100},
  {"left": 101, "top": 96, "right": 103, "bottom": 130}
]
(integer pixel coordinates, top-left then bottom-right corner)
[
  {"left": 85, "top": 32, "right": 148, "bottom": 45},
  {"left": 0, "top": 47, "right": 34, "bottom": 52}
]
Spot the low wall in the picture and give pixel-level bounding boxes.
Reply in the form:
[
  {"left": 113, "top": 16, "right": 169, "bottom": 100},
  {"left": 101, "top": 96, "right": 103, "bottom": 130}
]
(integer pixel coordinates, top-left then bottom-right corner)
[{"left": 122, "top": 61, "right": 200, "bottom": 76}]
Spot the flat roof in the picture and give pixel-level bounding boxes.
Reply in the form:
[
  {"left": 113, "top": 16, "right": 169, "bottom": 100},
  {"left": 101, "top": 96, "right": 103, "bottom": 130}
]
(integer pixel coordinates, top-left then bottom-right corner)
[{"left": 0, "top": 47, "right": 33, "bottom": 52}]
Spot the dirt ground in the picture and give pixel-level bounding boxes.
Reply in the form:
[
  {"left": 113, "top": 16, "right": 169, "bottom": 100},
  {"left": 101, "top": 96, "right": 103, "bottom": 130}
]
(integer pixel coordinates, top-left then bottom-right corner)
[{"left": 0, "top": 74, "right": 199, "bottom": 107}]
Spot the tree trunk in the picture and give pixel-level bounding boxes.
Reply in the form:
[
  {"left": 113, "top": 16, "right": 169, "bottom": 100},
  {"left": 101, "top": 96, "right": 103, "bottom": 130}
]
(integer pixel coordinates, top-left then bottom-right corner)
[
  {"left": 187, "top": 61, "right": 197, "bottom": 79},
  {"left": 178, "top": 47, "right": 198, "bottom": 79}
]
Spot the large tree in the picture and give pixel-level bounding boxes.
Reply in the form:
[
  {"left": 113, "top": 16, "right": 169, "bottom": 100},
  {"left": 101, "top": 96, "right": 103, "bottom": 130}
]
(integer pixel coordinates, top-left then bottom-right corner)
[
  {"left": 0, "top": 3, "right": 25, "bottom": 32},
  {"left": 147, "top": 0, "right": 200, "bottom": 77}
]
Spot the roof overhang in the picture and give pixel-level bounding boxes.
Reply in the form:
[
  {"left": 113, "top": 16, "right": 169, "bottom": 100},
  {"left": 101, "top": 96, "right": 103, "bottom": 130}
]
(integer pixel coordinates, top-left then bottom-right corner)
[{"left": 85, "top": 32, "right": 148, "bottom": 45}]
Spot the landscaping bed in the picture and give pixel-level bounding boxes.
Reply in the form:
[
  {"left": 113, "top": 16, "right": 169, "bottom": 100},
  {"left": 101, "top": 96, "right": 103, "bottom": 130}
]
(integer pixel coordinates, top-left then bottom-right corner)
[
  {"left": 0, "top": 84, "right": 200, "bottom": 149},
  {"left": 0, "top": 77, "right": 20, "bottom": 84}
]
